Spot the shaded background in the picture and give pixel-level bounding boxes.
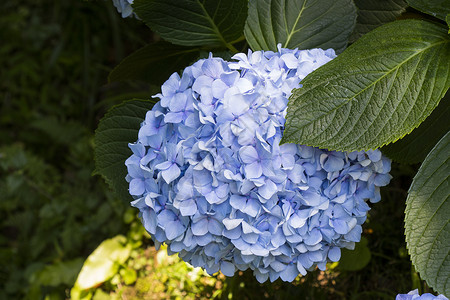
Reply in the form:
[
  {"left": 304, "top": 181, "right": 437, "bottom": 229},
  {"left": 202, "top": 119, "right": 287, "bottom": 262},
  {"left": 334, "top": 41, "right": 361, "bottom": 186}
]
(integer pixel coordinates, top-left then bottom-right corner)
[{"left": 0, "top": 0, "right": 428, "bottom": 299}]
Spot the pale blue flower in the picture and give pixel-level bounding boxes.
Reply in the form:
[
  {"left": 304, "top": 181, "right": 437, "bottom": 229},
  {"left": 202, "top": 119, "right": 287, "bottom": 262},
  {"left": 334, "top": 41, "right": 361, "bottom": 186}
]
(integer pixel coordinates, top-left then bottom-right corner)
[
  {"left": 125, "top": 45, "right": 392, "bottom": 282},
  {"left": 396, "top": 289, "right": 448, "bottom": 300}
]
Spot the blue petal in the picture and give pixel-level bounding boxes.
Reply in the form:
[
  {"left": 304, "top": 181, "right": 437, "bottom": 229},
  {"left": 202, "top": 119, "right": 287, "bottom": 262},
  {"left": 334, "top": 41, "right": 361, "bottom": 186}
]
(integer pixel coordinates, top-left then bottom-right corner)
[
  {"left": 220, "top": 261, "right": 236, "bottom": 276},
  {"left": 232, "top": 238, "right": 250, "bottom": 251},
  {"left": 129, "top": 178, "right": 145, "bottom": 196},
  {"left": 142, "top": 209, "right": 157, "bottom": 234},
  {"left": 255, "top": 271, "right": 269, "bottom": 283},
  {"left": 258, "top": 179, "right": 277, "bottom": 199},
  {"left": 192, "top": 218, "right": 209, "bottom": 236},
  {"left": 374, "top": 173, "right": 392, "bottom": 186},
  {"left": 344, "top": 225, "right": 362, "bottom": 242},
  {"left": 192, "top": 75, "right": 213, "bottom": 94},
  {"left": 328, "top": 247, "right": 341, "bottom": 262},
  {"left": 161, "top": 163, "right": 181, "bottom": 184},
  {"left": 332, "top": 219, "right": 349, "bottom": 234},
  {"left": 165, "top": 220, "right": 185, "bottom": 240},
  {"left": 244, "top": 162, "right": 263, "bottom": 179},
  {"left": 244, "top": 198, "right": 260, "bottom": 217},
  {"left": 164, "top": 111, "right": 184, "bottom": 123},
  {"left": 395, "top": 294, "right": 414, "bottom": 300},
  {"left": 223, "top": 218, "right": 242, "bottom": 230},
  {"left": 322, "top": 154, "right": 344, "bottom": 172},
  {"left": 304, "top": 228, "right": 322, "bottom": 246},
  {"left": 296, "top": 261, "right": 307, "bottom": 276},
  {"left": 208, "top": 219, "right": 223, "bottom": 235},
  {"left": 239, "top": 146, "right": 258, "bottom": 163},
  {"left": 179, "top": 199, "right": 197, "bottom": 216},
  {"left": 280, "top": 264, "right": 298, "bottom": 282},
  {"left": 366, "top": 149, "right": 382, "bottom": 162},
  {"left": 223, "top": 226, "right": 241, "bottom": 239},
  {"left": 250, "top": 243, "right": 269, "bottom": 256}
]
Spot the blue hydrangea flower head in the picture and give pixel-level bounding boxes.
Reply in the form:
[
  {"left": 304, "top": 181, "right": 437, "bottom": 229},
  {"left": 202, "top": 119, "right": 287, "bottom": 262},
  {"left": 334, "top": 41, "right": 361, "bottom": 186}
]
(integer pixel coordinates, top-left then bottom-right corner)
[
  {"left": 125, "top": 45, "right": 393, "bottom": 283},
  {"left": 396, "top": 289, "right": 448, "bottom": 300},
  {"left": 112, "top": 0, "right": 134, "bottom": 18}
]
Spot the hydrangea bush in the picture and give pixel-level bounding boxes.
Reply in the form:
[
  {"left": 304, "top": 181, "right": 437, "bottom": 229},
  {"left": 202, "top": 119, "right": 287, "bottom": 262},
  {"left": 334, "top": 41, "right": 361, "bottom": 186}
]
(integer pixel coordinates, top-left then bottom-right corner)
[
  {"left": 124, "top": 46, "right": 392, "bottom": 282},
  {"left": 92, "top": 0, "right": 449, "bottom": 295}
]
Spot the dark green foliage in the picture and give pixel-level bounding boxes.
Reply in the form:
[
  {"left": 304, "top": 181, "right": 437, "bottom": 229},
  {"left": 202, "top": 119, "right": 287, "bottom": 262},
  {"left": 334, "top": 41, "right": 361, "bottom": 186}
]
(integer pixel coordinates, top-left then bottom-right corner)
[
  {"left": 406, "top": 0, "right": 450, "bottom": 20},
  {"left": 339, "top": 238, "right": 372, "bottom": 271},
  {"left": 109, "top": 42, "right": 201, "bottom": 85},
  {"left": 133, "top": 0, "right": 248, "bottom": 50},
  {"left": 244, "top": 0, "right": 357, "bottom": 53},
  {"left": 382, "top": 91, "right": 450, "bottom": 164},
  {"left": 0, "top": 0, "right": 151, "bottom": 298},
  {"left": 350, "top": 0, "right": 407, "bottom": 42}
]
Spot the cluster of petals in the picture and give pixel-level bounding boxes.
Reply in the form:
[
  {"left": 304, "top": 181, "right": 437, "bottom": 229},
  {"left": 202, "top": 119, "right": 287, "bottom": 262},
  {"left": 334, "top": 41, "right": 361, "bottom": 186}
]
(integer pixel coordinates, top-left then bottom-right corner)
[
  {"left": 112, "top": 0, "right": 134, "bottom": 18},
  {"left": 125, "top": 45, "right": 392, "bottom": 283},
  {"left": 396, "top": 290, "right": 448, "bottom": 300}
]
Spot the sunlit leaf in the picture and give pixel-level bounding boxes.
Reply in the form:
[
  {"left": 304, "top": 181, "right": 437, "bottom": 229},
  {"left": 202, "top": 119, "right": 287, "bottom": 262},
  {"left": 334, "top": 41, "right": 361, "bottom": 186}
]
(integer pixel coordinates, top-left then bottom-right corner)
[{"left": 73, "top": 235, "right": 132, "bottom": 290}]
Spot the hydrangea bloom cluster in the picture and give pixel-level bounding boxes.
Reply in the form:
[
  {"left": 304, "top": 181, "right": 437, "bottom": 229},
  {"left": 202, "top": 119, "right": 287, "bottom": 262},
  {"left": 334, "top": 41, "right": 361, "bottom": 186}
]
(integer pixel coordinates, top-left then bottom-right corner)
[
  {"left": 125, "top": 46, "right": 392, "bottom": 283},
  {"left": 112, "top": 0, "right": 134, "bottom": 18},
  {"left": 396, "top": 290, "right": 448, "bottom": 300}
]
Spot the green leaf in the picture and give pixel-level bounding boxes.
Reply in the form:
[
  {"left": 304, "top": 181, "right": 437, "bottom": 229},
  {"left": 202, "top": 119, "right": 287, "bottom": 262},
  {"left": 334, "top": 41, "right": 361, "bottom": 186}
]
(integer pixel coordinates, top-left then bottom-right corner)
[
  {"left": 94, "top": 100, "right": 153, "bottom": 203},
  {"left": 382, "top": 91, "right": 450, "bottom": 164},
  {"left": 244, "top": 0, "right": 357, "bottom": 53},
  {"left": 282, "top": 20, "right": 450, "bottom": 152},
  {"left": 73, "top": 235, "right": 132, "bottom": 290},
  {"left": 406, "top": 0, "right": 450, "bottom": 21},
  {"left": 108, "top": 42, "right": 200, "bottom": 85},
  {"left": 350, "top": 0, "right": 407, "bottom": 42},
  {"left": 338, "top": 237, "right": 371, "bottom": 271},
  {"left": 120, "top": 266, "right": 137, "bottom": 285},
  {"left": 405, "top": 131, "right": 450, "bottom": 296},
  {"left": 37, "top": 258, "right": 84, "bottom": 287},
  {"left": 132, "top": 0, "right": 247, "bottom": 50}
]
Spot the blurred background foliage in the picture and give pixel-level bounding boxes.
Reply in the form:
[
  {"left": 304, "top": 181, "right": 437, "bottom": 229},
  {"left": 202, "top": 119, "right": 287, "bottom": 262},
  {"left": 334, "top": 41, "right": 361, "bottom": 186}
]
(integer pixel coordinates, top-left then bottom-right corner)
[{"left": 0, "top": 0, "right": 434, "bottom": 299}]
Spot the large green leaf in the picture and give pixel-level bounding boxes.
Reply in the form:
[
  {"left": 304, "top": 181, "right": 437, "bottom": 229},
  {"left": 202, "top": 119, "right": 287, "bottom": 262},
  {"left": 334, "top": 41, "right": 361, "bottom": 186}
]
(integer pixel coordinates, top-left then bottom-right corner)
[
  {"left": 94, "top": 100, "right": 153, "bottom": 203},
  {"left": 244, "top": 0, "right": 357, "bottom": 53},
  {"left": 132, "top": 0, "right": 247, "bottom": 50},
  {"left": 350, "top": 0, "right": 407, "bottom": 42},
  {"left": 405, "top": 131, "right": 450, "bottom": 296},
  {"left": 282, "top": 20, "right": 450, "bottom": 152},
  {"left": 73, "top": 235, "right": 132, "bottom": 290},
  {"left": 108, "top": 42, "right": 200, "bottom": 85},
  {"left": 382, "top": 91, "right": 450, "bottom": 164},
  {"left": 406, "top": 0, "right": 450, "bottom": 21}
]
